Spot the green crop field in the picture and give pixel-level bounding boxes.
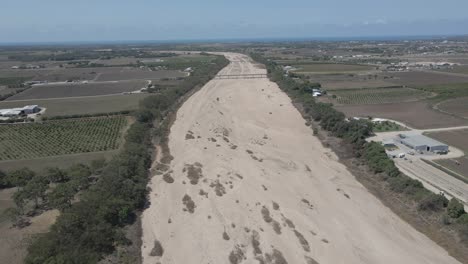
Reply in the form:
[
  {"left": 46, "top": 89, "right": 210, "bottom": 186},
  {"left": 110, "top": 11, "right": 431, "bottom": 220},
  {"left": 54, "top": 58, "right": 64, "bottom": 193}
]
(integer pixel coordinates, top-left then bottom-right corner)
[
  {"left": 331, "top": 87, "right": 431, "bottom": 105},
  {"left": 0, "top": 116, "right": 127, "bottom": 160}
]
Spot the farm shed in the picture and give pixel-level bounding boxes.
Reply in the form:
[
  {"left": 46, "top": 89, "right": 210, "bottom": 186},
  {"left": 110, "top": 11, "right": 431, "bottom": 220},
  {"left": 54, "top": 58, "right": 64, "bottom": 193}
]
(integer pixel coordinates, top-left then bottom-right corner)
[
  {"left": 22, "top": 105, "right": 40, "bottom": 114},
  {"left": 382, "top": 139, "right": 397, "bottom": 148},
  {"left": 0, "top": 109, "right": 23, "bottom": 117},
  {"left": 399, "top": 134, "right": 448, "bottom": 153}
]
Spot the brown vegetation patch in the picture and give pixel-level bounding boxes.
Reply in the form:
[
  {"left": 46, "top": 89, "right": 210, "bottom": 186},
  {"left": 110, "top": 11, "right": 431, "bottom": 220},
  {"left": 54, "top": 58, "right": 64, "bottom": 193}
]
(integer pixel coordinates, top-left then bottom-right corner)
[
  {"left": 261, "top": 206, "right": 273, "bottom": 223},
  {"left": 294, "top": 230, "right": 310, "bottom": 252},
  {"left": 223, "top": 231, "right": 231, "bottom": 240},
  {"left": 272, "top": 201, "right": 280, "bottom": 210},
  {"left": 281, "top": 215, "right": 295, "bottom": 229},
  {"left": 305, "top": 256, "right": 319, "bottom": 264},
  {"left": 210, "top": 180, "right": 226, "bottom": 196},
  {"left": 251, "top": 230, "right": 263, "bottom": 256},
  {"left": 185, "top": 163, "right": 203, "bottom": 185},
  {"left": 149, "top": 239, "right": 164, "bottom": 257},
  {"left": 199, "top": 189, "right": 209, "bottom": 198},
  {"left": 228, "top": 245, "right": 246, "bottom": 264},
  {"left": 246, "top": 149, "right": 254, "bottom": 154},
  {"left": 301, "top": 199, "right": 314, "bottom": 209},
  {"left": 182, "top": 194, "right": 196, "bottom": 213},
  {"left": 265, "top": 249, "right": 288, "bottom": 264},
  {"left": 185, "top": 131, "right": 195, "bottom": 140},
  {"left": 272, "top": 220, "right": 282, "bottom": 234},
  {"left": 162, "top": 172, "right": 174, "bottom": 183}
]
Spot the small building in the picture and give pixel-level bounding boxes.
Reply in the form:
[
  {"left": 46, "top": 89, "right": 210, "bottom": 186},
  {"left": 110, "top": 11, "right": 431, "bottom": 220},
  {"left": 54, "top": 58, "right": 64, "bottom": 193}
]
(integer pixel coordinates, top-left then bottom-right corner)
[
  {"left": 0, "top": 105, "right": 41, "bottom": 117},
  {"left": 22, "top": 105, "right": 40, "bottom": 114},
  {"left": 399, "top": 134, "right": 448, "bottom": 153},
  {"left": 0, "top": 109, "right": 24, "bottom": 117},
  {"left": 382, "top": 139, "right": 397, "bottom": 148}
]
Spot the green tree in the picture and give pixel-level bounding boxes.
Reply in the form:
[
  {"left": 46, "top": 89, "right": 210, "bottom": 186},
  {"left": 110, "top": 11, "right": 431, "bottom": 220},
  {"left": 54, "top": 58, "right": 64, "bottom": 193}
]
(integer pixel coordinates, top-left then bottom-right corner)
[
  {"left": 447, "top": 198, "right": 466, "bottom": 219},
  {"left": 45, "top": 167, "right": 68, "bottom": 183},
  {"left": 7, "top": 168, "right": 35, "bottom": 187},
  {"left": 23, "top": 175, "right": 49, "bottom": 209},
  {"left": 0, "top": 170, "right": 7, "bottom": 188},
  {"left": 48, "top": 182, "right": 76, "bottom": 211}
]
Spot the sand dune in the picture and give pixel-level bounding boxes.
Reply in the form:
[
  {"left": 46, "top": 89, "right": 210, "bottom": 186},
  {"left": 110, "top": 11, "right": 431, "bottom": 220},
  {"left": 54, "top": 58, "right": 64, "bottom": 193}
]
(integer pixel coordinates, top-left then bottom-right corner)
[{"left": 141, "top": 53, "right": 460, "bottom": 264}]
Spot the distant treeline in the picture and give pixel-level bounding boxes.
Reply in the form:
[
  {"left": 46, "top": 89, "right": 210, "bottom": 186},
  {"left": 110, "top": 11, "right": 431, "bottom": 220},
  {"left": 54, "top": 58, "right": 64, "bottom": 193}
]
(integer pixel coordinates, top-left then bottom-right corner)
[
  {"left": 250, "top": 52, "right": 468, "bottom": 248},
  {"left": 2, "top": 54, "right": 228, "bottom": 263},
  {"left": 8, "top": 51, "right": 178, "bottom": 62}
]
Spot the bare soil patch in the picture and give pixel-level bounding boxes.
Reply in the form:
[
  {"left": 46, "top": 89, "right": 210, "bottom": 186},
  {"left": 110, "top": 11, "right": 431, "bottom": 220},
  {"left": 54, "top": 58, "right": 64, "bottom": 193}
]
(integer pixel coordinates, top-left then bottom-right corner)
[
  {"left": 437, "top": 97, "right": 468, "bottom": 119},
  {"left": 6, "top": 80, "right": 146, "bottom": 100},
  {"left": 436, "top": 157, "right": 468, "bottom": 179},
  {"left": 336, "top": 101, "right": 468, "bottom": 129},
  {"left": 388, "top": 71, "right": 468, "bottom": 86}
]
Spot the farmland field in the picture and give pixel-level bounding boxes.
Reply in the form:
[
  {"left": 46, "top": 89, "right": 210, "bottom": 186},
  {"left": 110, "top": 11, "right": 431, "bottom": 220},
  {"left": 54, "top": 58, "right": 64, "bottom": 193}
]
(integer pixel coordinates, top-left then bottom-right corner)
[
  {"left": 330, "top": 87, "right": 431, "bottom": 105},
  {"left": 6, "top": 80, "right": 146, "bottom": 100},
  {"left": 418, "top": 83, "right": 468, "bottom": 101},
  {"left": 292, "top": 63, "right": 374, "bottom": 73},
  {"left": 336, "top": 101, "right": 468, "bottom": 129},
  {"left": 437, "top": 97, "right": 468, "bottom": 118},
  {"left": 436, "top": 157, "right": 468, "bottom": 179},
  {"left": 388, "top": 71, "right": 468, "bottom": 86},
  {"left": 95, "top": 69, "right": 186, "bottom": 81},
  {"left": 425, "top": 129, "right": 468, "bottom": 180},
  {"left": 0, "top": 116, "right": 128, "bottom": 160},
  {"left": 0, "top": 93, "right": 149, "bottom": 117}
]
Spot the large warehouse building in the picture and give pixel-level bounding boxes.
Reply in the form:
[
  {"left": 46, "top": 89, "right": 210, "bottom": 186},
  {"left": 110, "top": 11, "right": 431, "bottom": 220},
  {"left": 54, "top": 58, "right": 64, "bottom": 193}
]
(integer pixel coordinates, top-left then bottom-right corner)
[{"left": 399, "top": 134, "right": 449, "bottom": 153}]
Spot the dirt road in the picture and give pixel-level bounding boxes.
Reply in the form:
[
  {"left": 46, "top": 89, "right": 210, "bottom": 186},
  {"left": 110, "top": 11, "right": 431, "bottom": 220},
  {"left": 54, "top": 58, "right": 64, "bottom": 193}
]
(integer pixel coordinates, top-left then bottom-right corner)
[{"left": 141, "top": 53, "right": 460, "bottom": 264}]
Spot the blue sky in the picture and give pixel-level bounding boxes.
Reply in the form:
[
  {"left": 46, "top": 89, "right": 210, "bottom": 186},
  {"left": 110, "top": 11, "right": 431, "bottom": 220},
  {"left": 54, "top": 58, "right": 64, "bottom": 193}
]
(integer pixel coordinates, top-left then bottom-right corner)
[{"left": 1, "top": 0, "right": 468, "bottom": 42}]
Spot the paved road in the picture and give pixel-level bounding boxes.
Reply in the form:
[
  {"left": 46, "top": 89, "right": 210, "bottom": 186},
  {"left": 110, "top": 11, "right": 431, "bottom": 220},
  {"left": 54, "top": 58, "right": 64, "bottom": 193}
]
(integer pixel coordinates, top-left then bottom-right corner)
[{"left": 396, "top": 158, "right": 468, "bottom": 209}]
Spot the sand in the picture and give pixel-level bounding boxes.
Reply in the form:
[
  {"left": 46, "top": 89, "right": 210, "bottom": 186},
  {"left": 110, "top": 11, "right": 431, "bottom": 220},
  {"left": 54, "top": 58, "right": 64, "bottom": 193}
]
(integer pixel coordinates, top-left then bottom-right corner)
[{"left": 141, "top": 53, "right": 461, "bottom": 264}]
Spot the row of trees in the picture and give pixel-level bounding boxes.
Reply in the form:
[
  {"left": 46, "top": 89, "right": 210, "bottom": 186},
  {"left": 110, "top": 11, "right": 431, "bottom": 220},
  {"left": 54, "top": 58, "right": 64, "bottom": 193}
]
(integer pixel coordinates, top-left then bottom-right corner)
[
  {"left": 22, "top": 54, "right": 229, "bottom": 264},
  {"left": 42, "top": 110, "right": 131, "bottom": 121},
  {"left": 251, "top": 52, "right": 468, "bottom": 245}
]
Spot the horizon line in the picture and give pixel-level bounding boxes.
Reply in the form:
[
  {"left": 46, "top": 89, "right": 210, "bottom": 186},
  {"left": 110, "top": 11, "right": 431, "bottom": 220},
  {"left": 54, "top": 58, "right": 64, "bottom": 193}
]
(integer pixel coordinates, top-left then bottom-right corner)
[{"left": 1, "top": 34, "right": 467, "bottom": 47}]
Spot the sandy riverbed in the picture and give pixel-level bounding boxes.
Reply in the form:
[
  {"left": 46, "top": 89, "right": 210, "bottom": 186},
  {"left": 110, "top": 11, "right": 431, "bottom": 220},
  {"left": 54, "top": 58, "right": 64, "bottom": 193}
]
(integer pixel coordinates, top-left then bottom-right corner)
[{"left": 141, "top": 53, "right": 460, "bottom": 264}]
